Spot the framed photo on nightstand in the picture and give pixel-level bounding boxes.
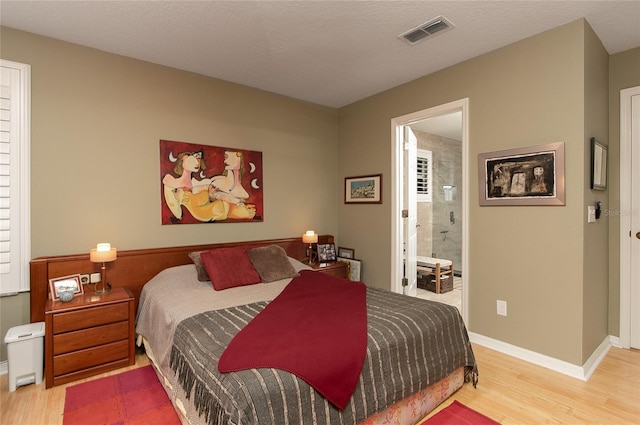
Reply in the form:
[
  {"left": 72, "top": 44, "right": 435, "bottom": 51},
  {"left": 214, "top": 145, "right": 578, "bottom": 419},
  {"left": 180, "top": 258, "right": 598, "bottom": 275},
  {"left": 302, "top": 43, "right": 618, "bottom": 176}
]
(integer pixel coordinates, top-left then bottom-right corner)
[
  {"left": 317, "top": 243, "right": 336, "bottom": 262},
  {"left": 49, "top": 274, "right": 83, "bottom": 300},
  {"left": 337, "top": 247, "right": 354, "bottom": 259}
]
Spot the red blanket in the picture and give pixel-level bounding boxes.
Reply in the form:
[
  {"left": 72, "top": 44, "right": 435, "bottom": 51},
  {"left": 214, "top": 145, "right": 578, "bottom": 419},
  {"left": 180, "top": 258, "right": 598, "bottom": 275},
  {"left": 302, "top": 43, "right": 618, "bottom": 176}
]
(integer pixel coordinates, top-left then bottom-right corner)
[{"left": 218, "top": 270, "right": 368, "bottom": 410}]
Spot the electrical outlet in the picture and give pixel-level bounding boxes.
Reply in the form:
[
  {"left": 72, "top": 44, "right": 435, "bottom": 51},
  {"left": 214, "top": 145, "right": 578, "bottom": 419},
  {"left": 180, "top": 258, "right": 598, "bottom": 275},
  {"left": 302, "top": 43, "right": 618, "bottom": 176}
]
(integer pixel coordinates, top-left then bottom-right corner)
[
  {"left": 79, "top": 274, "right": 91, "bottom": 285},
  {"left": 497, "top": 300, "right": 507, "bottom": 316},
  {"left": 90, "top": 272, "right": 101, "bottom": 283}
]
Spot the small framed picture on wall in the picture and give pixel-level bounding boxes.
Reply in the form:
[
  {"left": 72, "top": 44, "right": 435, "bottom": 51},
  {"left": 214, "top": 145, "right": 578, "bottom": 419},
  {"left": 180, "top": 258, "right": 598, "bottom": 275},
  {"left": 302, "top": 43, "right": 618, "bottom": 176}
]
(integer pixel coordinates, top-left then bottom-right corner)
[{"left": 345, "top": 174, "right": 382, "bottom": 204}]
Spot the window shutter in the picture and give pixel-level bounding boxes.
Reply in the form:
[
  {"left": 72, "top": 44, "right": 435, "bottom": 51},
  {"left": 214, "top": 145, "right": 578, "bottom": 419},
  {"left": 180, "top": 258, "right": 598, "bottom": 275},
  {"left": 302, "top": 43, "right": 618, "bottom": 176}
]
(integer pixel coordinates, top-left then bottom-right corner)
[
  {"left": 0, "top": 82, "right": 10, "bottom": 274},
  {"left": 417, "top": 149, "right": 432, "bottom": 202},
  {"left": 0, "top": 61, "right": 30, "bottom": 295}
]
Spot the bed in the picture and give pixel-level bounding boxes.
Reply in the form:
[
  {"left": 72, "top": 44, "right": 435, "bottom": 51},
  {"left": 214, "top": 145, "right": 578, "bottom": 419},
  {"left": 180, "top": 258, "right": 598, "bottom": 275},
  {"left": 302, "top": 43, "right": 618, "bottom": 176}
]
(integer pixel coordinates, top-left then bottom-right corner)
[{"left": 30, "top": 236, "right": 477, "bottom": 425}]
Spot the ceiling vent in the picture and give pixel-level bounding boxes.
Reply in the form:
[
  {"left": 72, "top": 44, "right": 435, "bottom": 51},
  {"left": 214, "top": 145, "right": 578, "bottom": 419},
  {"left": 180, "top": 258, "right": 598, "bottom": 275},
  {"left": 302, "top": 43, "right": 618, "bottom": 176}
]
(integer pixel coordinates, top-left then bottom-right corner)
[{"left": 398, "top": 16, "right": 454, "bottom": 45}]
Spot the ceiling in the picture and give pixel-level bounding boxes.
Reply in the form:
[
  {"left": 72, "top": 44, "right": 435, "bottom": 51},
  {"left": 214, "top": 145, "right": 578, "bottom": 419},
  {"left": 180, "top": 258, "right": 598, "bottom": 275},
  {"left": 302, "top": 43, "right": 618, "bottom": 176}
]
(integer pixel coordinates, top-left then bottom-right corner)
[
  {"left": 411, "top": 111, "right": 463, "bottom": 141},
  {"left": 1, "top": 1, "right": 639, "bottom": 110}
]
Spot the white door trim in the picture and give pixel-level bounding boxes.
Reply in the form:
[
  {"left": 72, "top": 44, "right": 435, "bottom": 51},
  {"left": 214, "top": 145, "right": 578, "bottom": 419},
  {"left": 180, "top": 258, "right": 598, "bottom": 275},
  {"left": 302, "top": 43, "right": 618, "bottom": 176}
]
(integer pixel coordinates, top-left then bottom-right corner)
[
  {"left": 403, "top": 127, "right": 418, "bottom": 297},
  {"left": 620, "top": 85, "right": 640, "bottom": 349},
  {"left": 391, "top": 98, "right": 469, "bottom": 324}
]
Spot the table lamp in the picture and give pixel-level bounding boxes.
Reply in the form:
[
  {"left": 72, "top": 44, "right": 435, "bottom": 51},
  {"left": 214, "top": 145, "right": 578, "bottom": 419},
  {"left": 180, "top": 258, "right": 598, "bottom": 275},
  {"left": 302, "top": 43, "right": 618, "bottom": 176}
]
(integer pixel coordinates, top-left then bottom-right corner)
[
  {"left": 89, "top": 242, "right": 117, "bottom": 294},
  {"left": 302, "top": 231, "right": 318, "bottom": 264}
]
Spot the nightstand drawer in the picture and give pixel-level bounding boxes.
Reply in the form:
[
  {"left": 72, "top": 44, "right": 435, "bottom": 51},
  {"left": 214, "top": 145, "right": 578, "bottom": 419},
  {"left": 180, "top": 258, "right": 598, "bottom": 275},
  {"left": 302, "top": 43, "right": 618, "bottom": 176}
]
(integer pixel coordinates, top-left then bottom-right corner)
[
  {"left": 53, "top": 321, "right": 129, "bottom": 355},
  {"left": 53, "top": 340, "right": 129, "bottom": 376},
  {"left": 53, "top": 303, "right": 129, "bottom": 333}
]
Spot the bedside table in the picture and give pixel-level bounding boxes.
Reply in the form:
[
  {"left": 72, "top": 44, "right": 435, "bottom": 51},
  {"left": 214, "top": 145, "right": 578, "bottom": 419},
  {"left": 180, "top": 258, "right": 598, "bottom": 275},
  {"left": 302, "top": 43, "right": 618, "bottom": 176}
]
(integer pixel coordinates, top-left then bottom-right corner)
[
  {"left": 308, "top": 261, "right": 348, "bottom": 278},
  {"left": 44, "top": 287, "right": 135, "bottom": 388}
]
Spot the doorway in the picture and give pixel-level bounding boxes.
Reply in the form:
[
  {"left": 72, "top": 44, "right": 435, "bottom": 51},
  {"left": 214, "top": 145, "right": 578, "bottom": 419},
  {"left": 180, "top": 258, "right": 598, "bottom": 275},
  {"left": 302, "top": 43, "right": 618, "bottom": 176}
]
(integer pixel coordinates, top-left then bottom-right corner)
[
  {"left": 411, "top": 114, "right": 463, "bottom": 273},
  {"left": 391, "top": 98, "right": 469, "bottom": 323},
  {"left": 620, "top": 86, "right": 640, "bottom": 349}
]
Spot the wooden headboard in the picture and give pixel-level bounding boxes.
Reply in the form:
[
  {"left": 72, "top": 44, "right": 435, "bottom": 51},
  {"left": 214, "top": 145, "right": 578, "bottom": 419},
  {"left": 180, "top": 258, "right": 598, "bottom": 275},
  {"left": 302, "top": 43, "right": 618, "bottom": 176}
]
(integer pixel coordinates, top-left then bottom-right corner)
[{"left": 30, "top": 235, "right": 334, "bottom": 323}]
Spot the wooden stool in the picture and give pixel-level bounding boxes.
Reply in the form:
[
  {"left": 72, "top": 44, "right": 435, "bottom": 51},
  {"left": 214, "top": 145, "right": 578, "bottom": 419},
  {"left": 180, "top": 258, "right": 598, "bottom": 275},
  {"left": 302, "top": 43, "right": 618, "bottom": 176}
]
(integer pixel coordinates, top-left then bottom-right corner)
[{"left": 416, "top": 256, "right": 454, "bottom": 294}]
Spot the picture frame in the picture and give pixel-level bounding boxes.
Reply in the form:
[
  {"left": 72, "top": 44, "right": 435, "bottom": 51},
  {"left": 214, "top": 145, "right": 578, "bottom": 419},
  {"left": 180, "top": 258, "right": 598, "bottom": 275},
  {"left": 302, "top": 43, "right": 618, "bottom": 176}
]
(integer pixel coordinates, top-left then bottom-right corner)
[
  {"left": 337, "top": 247, "right": 355, "bottom": 259},
  {"left": 345, "top": 174, "right": 382, "bottom": 204},
  {"left": 478, "top": 141, "right": 565, "bottom": 206},
  {"left": 590, "top": 137, "right": 607, "bottom": 190},
  {"left": 48, "top": 274, "right": 83, "bottom": 300},
  {"left": 337, "top": 257, "right": 362, "bottom": 281},
  {"left": 317, "top": 243, "right": 337, "bottom": 262},
  {"left": 160, "top": 139, "right": 264, "bottom": 224}
]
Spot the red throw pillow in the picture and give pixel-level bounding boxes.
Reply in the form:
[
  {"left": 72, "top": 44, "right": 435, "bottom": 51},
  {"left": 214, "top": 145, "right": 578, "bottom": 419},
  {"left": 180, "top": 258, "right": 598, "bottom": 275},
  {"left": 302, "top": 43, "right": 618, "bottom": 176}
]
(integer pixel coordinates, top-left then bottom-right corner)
[{"left": 200, "top": 247, "right": 261, "bottom": 290}]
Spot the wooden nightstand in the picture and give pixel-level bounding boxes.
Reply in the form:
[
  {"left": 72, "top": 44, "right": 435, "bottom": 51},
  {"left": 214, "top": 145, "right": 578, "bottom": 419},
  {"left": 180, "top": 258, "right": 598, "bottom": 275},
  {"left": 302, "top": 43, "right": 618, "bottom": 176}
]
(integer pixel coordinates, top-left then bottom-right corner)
[
  {"left": 308, "top": 261, "right": 348, "bottom": 278},
  {"left": 44, "top": 287, "right": 135, "bottom": 388}
]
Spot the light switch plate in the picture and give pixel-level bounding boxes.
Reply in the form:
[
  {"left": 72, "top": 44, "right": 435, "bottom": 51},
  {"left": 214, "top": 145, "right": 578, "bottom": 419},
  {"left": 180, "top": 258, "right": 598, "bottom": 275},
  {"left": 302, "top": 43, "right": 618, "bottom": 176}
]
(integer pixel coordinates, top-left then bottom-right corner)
[{"left": 587, "top": 206, "right": 596, "bottom": 223}]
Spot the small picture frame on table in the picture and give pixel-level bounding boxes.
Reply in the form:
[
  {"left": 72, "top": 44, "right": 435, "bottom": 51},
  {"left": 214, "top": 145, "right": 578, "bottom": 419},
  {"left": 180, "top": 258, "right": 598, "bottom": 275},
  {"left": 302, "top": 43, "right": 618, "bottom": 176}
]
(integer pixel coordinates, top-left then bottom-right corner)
[
  {"left": 317, "top": 243, "right": 337, "bottom": 262},
  {"left": 337, "top": 257, "right": 362, "bottom": 282},
  {"left": 49, "top": 274, "right": 83, "bottom": 300},
  {"left": 338, "top": 247, "right": 355, "bottom": 259}
]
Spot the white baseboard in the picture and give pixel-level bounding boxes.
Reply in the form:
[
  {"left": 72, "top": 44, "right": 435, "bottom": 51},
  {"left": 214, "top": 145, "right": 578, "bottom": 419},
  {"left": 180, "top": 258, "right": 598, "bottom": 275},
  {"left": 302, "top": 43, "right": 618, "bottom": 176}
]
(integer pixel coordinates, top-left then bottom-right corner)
[
  {"left": 582, "top": 337, "right": 612, "bottom": 381},
  {"left": 0, "top": 360, "right": 7, "bottom": 375},
  {"left": 609, "top": 335, "right": 621, "bottom": 348},
  {"left": 469, "top": 332, "right": 612, "bottom": 381}
]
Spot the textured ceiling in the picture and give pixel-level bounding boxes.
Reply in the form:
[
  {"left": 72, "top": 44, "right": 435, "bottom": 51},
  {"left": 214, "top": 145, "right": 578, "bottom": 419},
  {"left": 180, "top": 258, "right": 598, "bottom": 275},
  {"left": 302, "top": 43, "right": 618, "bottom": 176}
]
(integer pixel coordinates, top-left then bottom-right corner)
[{"left": 1, "top": 1, "right": 639, "bottom": 108}]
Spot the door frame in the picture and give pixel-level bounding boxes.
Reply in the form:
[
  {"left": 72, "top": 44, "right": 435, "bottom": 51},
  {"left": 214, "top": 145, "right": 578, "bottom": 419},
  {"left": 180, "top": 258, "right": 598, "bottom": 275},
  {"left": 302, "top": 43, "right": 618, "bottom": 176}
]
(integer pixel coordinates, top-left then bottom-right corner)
[
  {"left": 403, "top": 126, "right": 418, "bottom": 297},
  {"left": 619, "top": 86, "right": 640, "bottom": 348},
  {"left": 391, "top": 98, "right": 469, "bottom": 324}
]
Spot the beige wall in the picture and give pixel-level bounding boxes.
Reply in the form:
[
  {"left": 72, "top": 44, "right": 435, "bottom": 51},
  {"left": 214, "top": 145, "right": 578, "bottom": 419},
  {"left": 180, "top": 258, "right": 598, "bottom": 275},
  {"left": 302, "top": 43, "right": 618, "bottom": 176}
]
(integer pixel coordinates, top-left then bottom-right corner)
[
  {"left": 582, "top": 23, "right": 610, "bottom": 361},
  {"left": 338, "top": 20, "right": 606, "bottom": 365},
  {"left": 607, "top": 47, "right": 640, "bottom": 337},
  {"left": 0, "top": 27, "right": 340, "bottom": 361}
]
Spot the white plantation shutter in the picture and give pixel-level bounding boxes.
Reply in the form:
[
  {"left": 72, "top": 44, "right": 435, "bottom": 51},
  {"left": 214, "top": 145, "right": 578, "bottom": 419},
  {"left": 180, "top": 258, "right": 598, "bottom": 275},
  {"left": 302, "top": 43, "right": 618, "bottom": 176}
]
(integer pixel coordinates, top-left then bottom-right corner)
[
  {"left": 416, "top": 149, "right": 432, "bottom": 202},
  {"left": 0, "top": 61, "right": 30, "bottom": 295},
  {"left": 0, "top": 75, "right": 12, "bottom": 276}
]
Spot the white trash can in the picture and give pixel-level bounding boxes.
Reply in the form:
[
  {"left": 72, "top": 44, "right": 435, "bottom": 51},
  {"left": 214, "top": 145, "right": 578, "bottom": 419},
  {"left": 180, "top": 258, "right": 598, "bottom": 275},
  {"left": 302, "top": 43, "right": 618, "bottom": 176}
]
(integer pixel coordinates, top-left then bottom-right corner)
[{"left": 4, "top": 322, "right": 45, "bottom": 392}]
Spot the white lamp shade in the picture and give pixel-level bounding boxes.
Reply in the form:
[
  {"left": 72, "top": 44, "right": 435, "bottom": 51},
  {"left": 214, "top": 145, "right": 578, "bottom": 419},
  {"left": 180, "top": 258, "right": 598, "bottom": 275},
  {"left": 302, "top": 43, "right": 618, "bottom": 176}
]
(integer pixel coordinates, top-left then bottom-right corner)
[
  {"left": 302, "top": 231, "right": 318, "bottom": 244},
  {"left": 90, "top": 243, "right": 117, "bottom": 263}
]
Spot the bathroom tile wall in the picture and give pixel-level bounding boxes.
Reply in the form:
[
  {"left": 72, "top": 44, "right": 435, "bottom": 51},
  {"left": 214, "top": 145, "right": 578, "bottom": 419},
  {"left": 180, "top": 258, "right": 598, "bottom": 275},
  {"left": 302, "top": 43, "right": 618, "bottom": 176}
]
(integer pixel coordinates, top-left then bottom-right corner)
[{"left": 414, "top": 130, "right": 462, "bottom": 274}]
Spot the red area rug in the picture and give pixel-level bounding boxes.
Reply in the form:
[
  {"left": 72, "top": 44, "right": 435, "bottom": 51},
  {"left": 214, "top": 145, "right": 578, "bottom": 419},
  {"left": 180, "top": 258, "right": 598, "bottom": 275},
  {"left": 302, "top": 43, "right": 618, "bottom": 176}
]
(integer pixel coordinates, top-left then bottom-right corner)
[
  {"left": 63, "top": 365, "right": 180, "bottom": 425},
  {"left": 420, "top": 400, "right": 500, "bottom": 424}
]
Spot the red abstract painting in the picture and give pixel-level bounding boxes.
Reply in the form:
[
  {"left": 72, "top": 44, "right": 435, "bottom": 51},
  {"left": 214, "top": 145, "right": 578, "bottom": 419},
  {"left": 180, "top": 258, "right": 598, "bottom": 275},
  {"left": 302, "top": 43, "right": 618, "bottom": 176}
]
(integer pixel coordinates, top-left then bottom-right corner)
[{"left": 160, "top": 139, "right": 263, "bottom": 224}]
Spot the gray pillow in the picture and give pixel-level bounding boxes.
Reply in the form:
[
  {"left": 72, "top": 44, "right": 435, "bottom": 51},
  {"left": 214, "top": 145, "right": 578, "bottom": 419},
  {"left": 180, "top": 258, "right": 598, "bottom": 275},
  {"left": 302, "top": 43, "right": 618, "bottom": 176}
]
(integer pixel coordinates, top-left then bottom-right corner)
[
  {"left": 188, "top": 251, "right": 210, "bottom": 282},
  {"left": 247, "top": 245, "right": 299, "bottom": 283}
]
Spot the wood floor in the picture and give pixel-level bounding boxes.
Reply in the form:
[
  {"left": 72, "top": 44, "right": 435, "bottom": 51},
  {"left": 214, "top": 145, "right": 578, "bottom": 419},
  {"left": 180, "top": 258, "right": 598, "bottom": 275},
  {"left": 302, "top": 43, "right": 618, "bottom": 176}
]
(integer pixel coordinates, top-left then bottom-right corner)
[
  {"left": 1, "top": 345, "right": 638, "bottom": 424},
  {"left": 421, "top": 345, "right": 640, "bottom": 425}
]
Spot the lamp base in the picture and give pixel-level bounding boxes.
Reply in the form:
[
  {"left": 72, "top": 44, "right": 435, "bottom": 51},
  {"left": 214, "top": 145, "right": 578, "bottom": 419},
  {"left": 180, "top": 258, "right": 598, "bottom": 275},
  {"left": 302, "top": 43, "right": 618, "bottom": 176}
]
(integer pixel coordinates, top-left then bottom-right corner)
[
  {"left": 94, "top": 264, "right": 112, "bottom": 294},
  {"left": 94, "top": 281, "right": 111, "bottom": 294},
  {"left": 94, "top": 287, "right": 111, "bottom": 295},
  {"left": 307, "top": 245, "right": 315, "bottom": 265}
]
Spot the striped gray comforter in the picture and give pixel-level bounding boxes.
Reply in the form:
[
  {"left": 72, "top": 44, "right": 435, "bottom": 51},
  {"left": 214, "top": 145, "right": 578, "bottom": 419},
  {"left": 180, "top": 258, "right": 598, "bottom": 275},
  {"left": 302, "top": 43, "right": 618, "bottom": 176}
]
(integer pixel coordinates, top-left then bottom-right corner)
[{"left": 169, "top": 286, "right": 477, "bottom": 425}]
